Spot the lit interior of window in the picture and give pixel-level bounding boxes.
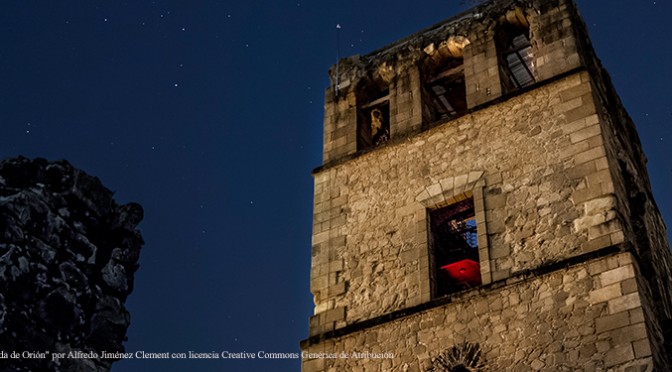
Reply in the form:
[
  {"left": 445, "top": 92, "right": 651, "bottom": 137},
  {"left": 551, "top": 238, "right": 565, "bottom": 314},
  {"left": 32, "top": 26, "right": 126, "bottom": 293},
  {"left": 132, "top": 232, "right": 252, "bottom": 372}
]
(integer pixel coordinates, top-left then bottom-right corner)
[
  {"left": 430, "top": 198, "right": 481, "bottom": 297},
  {"left": 499, "top": 27, "right": 535, "bottom": 93},
  {"left": 426, "top": 60, "right": 467, "bottom": 121},
  {"left": 358, "top": 88, "right": 390, "bottom": 149},
  {"left": 504, "top": 34, "right": 535, "bottom": 89}
]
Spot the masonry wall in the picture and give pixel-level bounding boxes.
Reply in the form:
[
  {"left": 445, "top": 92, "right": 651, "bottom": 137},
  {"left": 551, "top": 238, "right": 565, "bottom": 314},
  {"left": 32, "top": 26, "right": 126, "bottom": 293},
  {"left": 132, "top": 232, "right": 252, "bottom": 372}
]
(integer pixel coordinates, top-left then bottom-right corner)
[
  {"left": 320, "top": 0, "right": 584, "bottom": 165},
  {"left": 307, "top": 0, "right": 672, "bottom": 369},
  {"left": 564, "top": 6, "right": 672, "bottom": 361},
  {"left": 585, "top": 56, "right": 672, "bottom": 368},
  {"left": 309, "top": 72, "right": 626, "bottom": 334},
  {"left": 303, "top": 252, "right": 656, "bottom": 372}
]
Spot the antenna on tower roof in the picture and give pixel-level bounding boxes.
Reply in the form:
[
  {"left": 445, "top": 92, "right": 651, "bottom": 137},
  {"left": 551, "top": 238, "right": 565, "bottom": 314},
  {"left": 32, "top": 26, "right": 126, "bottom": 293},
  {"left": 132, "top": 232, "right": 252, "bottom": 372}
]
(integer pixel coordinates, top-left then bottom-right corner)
[{"left": 335, "top": 23, "right": 341, "bottom": 98}]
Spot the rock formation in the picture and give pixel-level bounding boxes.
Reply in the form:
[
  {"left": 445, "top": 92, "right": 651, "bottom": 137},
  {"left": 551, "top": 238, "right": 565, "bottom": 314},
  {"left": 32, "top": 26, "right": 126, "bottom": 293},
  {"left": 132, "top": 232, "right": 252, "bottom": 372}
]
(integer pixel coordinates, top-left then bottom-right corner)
[{"left": 0, "top": 157, "right": 143, "bottom": 371}]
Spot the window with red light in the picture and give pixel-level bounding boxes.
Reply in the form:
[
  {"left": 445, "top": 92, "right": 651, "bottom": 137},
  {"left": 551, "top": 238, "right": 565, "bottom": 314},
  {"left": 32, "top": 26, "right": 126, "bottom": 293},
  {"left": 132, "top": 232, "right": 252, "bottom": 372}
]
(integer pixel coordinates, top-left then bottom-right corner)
[{"left": 429, "top": 198, "right": 481, "bottom": 297}]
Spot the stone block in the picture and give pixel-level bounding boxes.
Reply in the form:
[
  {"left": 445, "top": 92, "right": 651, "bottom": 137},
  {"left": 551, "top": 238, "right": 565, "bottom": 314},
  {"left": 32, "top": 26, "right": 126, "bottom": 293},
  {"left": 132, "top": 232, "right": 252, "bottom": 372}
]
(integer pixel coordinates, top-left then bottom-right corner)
[
  {"left": 486, "top": 194, "right": 506, "bottom": 210},
  {"left": 588, "top": 219, "right": 621, "bottom": 240},
  {"left": 563, "top": 116, "right": 590, "bottom": 135},
  {"left": 556, "top": 96, "right": 583, "bottom": 113},
  {"left": 610, "top": 230, "right": 625, "bottom": 245},
  {"left": 331, "top": 215, "right": 346, "bottom": 227},
  {"left": 559, "top": 82, "right": 591, "bottom": 102},
  {"left": 604, "top": 344, "right": 634, "bottom": 367},
  {"left": 613, "top": 253, "right": 631, "bottom": 266},
  {"left": 601, "top": 181, "right": 615, "bottom": 194},
  {"left": 600, "top": 265, "right": 635, "bottom": 286},
  {"left": 572, "top": 185, "right": 604, "bottom": 204},
  {"left": 324, "top": 307, "right": 346, "bottom": 323},
  {"left": 312, "top": 275, "right": 329, "bottom": 291},
  {"left": 400, "top": 249, "right": 417, "bottom": 264},
  {"left": 492, "top": 269, "right": 509, "bottom": 282},
  {"left": 312, "top": 231, "right": 330, "bottom": 245},
  {"left": 564, "top": 104, "right": 596, "bottom": 124},
  {"left": 586, "top": 169, "right": 612, "bottom": 187},
  {"left": 581, "top": 234, "right": 611, "bottom": 252},
  {"left": 609, "top": 323, "right": 648, "bottom": 346},
  {"left": 633, "top": 339, "right": 652, "bottom": 358},
  {"left": 566, "top": 160, "right": 597, "bottom": 180},
  {"left": 427, "top": 183, "right": 442, "bottom": 198},
  {"left": 415, "top": 189, "right": 430, "bottom": 203},
  {"left": 588, "top": 283, "right": 621, "bottom": 304},
  {"left": 329, "top": 259, "right": 344, "bottom": 272},
  {"left": 559, "top": 139, "right": 590, "bottom": 159},
  {"left": 490, "top": 245, "right": 510, "bottom": 259},
  {"left": 329, "top": 282, "right": 347, "bottom": 297},
  {"left": 608, "top": 292, "right": 641, "bottom": 314},
  {"left": 588, "top": 259, "right": 607, "bottom": 276},
  {"left": 620, "top": 278, "right": 637, "bottom": 294},
  {"left": 629, "top": 308, "right": 644, "bottom": 324},
  {"left": 314, "top": 301, "right": 329, "bottom": 314},
  {"left": 584, "top": 195, "right": 616, "bottom": 215},
  {"left": 573, "top": 213, "right": 607, "bottom": 232},
  {"left": 454, "top": 174, "right": 469, "bottom": 190},
  {"left": 468, "top": 171, "right": 484, "bottom": 184},
  {"left": 574, "top": 146, "right": 606, "bottom": 165},
  {"left": 595, "top": 311, "right": 630, "bottom": 333},
  {"left": 586, "top": 131, "right": 604, "bottom": 148}
]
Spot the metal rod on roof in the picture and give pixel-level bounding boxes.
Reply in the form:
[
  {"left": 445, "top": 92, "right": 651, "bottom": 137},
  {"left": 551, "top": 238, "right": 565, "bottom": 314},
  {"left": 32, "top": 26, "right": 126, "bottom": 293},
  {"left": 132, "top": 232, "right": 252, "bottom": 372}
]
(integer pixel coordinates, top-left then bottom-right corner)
[{"left": 335, "top": 23, "right": 341, "bottom": 98}]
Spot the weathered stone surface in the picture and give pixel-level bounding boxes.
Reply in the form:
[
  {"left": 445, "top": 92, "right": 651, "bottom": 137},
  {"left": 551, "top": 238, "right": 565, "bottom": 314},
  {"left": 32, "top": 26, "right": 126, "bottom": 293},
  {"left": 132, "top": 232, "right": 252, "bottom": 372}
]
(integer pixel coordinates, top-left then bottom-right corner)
[
  {"left": 302, "top": 254, "right": 655, "bottom": 371},
  {"left": 0, "top": 156, "right": 143, "bottom": 371},
  {"left": 304, "top": 0, "right": 672, "bottom": 370},
  {"left": 314, "top": 70, "right": 609, "bottom": 326}
]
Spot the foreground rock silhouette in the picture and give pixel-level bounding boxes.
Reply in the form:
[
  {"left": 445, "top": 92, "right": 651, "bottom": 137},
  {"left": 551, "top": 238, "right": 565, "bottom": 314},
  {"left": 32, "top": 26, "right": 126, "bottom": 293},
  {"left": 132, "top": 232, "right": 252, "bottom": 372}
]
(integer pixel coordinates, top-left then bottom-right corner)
[{"left": 0, "top": 157, "right": 143, "bottom": 371}]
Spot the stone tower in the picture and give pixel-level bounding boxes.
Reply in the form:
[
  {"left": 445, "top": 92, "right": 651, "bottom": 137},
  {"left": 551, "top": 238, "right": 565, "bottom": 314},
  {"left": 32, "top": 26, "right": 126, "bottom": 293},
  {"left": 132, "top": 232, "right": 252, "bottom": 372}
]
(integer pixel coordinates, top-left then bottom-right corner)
[{"left": 301, "top": 0, "right": 672, "bottom": 371}]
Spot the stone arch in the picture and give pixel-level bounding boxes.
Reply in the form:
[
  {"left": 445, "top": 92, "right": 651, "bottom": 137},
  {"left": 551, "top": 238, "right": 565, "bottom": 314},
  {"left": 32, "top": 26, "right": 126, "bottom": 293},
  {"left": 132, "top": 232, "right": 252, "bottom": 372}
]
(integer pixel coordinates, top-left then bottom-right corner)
[{"left": 415, "top": 171, "right": 484, "bottom": 208}]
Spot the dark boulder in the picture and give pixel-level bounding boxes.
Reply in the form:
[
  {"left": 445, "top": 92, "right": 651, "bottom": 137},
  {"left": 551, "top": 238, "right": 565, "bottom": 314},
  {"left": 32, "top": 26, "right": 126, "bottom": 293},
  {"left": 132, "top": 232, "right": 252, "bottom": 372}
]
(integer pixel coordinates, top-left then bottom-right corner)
[{"left": 0, "top": 157, "right": 143, "bottom": 371}]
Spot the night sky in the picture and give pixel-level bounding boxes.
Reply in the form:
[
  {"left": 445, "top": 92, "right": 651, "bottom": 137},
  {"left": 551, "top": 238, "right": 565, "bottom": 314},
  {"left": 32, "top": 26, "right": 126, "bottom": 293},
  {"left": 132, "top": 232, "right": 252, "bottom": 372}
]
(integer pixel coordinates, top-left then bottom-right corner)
[{"left": 1, "top": 1, "right": 670, "bottom": 371}]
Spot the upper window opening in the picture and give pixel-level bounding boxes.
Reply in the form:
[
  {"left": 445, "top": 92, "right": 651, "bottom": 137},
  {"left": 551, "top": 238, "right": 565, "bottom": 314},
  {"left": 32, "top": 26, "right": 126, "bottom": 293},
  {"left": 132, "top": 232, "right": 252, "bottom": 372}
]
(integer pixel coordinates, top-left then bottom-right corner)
[
  {"left": 497, "top": 23, "right": 535, "bottom": 93},
  {"left": 424, "top": 58, "right": 467, "bottom": 122},
  {"left": 357, "top": 82, "right": 389, "bottom": 150},
  {"left": 429, "top": 198, "right": 481, "bottom": 297}
]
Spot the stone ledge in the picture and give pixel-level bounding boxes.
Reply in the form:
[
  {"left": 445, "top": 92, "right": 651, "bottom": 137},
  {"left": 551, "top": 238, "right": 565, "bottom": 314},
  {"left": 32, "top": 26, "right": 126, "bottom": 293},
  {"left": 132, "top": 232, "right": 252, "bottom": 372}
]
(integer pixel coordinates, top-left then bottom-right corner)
[{"left": 301, "top": 243, "right": 623, "bottom": 348}]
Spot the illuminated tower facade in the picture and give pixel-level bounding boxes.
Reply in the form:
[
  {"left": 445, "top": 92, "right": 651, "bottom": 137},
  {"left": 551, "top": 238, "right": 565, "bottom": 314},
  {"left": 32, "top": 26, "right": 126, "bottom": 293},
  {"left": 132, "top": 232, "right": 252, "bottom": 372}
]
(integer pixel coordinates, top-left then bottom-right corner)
[{"left": 302, "top": 0, "right": 672, "bottom": 370}]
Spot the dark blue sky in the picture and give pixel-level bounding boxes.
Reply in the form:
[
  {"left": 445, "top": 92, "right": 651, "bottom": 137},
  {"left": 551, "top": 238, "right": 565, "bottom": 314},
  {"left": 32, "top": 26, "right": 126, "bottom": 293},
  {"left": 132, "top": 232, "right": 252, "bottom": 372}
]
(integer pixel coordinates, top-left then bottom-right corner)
[{"left": 1, "top": 1, "right": 670, "bottom": 371}]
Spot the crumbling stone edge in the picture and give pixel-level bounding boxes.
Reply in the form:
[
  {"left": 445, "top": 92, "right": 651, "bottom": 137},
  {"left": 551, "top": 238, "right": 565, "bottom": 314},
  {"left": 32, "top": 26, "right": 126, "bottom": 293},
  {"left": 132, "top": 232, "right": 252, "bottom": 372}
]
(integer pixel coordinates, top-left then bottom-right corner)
[{"left": 312, "top": 66, "right": 587, "bottom": 176}]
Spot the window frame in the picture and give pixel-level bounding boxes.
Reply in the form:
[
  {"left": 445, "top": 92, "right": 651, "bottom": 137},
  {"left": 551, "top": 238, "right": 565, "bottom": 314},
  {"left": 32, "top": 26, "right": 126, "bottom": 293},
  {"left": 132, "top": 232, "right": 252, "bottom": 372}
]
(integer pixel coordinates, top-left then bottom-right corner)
[
  {"left": 359, "top": 95, "right": 390, "bottom": 148},
  {"left": 414, "top": 174, "right": 490, "bottom": 301},
  {"left": 496, "top": 21, "right": 536, "bottom": 94},
  {"left": 425, "top": 62, "right": 468, "bottom": 121},
  {"left": 429, "top": 197, "right": 482, "bottom": 297}
]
